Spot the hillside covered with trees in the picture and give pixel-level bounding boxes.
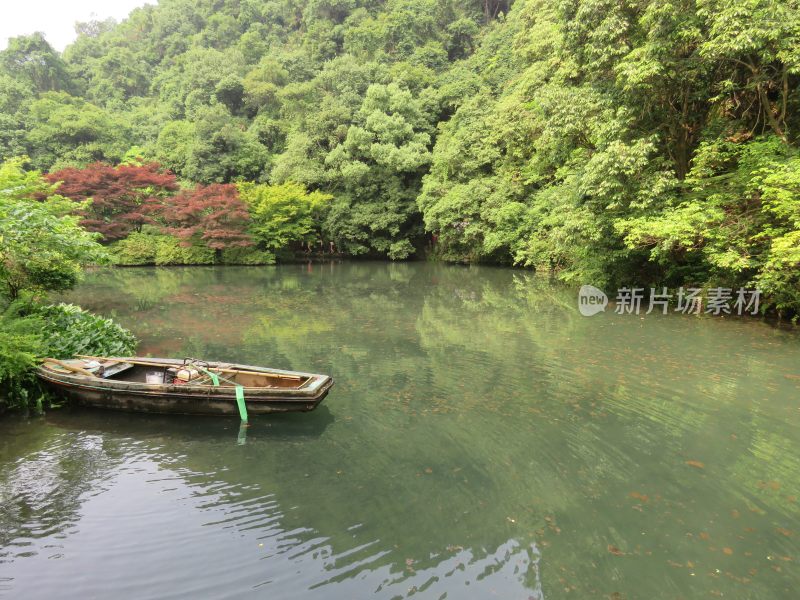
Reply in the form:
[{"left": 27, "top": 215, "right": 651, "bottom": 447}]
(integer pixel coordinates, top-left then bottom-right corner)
[{"left": 1, "top": 0, "right": 799, "bottom": 314}]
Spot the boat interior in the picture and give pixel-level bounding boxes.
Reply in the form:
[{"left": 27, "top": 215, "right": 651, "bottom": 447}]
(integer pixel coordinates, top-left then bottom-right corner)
[
  {"left": 43, "top": 359, "right": 312, "bottom": 389},
  {"left": 112, "top": 365, "right": 309, "bottom": 389}
]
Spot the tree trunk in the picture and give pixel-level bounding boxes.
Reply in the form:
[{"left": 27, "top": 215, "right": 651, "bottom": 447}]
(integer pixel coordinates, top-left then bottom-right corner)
[
  {"left": 674, "top": 131, "right": 690, "bottom": 180},
  {"left": 757, "top": 83, "right": 787, "bottom": 142},
  {"left": 483, "top": 0, "right": 505, "bottom": 23}
]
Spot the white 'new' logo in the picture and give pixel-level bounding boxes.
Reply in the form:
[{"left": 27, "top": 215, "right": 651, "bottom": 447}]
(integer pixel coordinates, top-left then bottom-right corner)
[{"left": 578, "top": 285, "right": 608, "bottom": 316}]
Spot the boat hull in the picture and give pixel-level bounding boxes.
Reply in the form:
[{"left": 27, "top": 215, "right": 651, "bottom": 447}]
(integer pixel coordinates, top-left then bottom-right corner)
[{"left": 37, "top": 358, "right": 334, "bottom": 416}]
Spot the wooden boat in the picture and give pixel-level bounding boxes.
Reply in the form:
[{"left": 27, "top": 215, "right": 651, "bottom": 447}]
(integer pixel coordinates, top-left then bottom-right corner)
[{"left": 37, "top": 356, "right": 334, "bottom": 416}]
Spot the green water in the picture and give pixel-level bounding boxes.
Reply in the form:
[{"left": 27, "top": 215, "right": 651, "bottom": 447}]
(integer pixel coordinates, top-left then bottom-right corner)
[{"left": 2, "top": 262, "right": 799, "bottom": 599}]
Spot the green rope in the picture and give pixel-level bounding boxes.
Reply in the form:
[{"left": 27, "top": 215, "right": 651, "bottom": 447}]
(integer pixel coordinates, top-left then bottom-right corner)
[
  {"left": 235, "top": 385, "right": 248, "bottom": 422},
  {"left": 199, "top": 367, "right": 248, "bottom": 422}
]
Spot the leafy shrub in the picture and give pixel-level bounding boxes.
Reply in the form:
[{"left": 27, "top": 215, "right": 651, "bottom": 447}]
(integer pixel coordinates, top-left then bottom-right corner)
[
  {"left": 1, "top": 302, "right": 138, "bottom": 412},
  {"left": 154, "top": 235, "right": 215, "bottom": 265},
  {"left": 110, "top": 232, "right": 215, "bottom": 265},
  {"left": 238, "top": 182, "right": 332, "bottom": 250},
  {"left": 0, "top": 158, "right": 106, "bottom": 300},
  {"left": 220, "top": 246, "right": 276, "bottom": 265},
  {"left": 109, "top": 232, "right": 159, "bottom": 265},
  {"left": 35, "top": 303, "right": 138, "bottom": 359},
  {"left": 111, "top": 232, "right": 276, "bottom": 265},
  {"left": 0, "top": 302, "right": 44, "bottom": 411}
]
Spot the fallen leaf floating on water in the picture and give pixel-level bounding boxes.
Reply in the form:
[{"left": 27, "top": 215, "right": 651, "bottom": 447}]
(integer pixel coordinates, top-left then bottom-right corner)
[
  {"left": 405, "top": 558, "right": 415, "bottom": 573},
  {"left": 607, "top": 545, "right": 625, "bottom": 556},
  {"left": 685, "top": 460, "right": 705, "bottom": 469},
  {"left": 757, "top": 480, "right": 781, "bottom": 491}
]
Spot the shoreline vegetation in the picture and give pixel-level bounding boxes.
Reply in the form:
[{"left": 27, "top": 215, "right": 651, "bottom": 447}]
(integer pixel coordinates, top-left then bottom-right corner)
[
  {"left": 2, "top": 0, "right": 800, "bottom": 410},
  {"left": 0, "top": 160, "right": 138, "bottom": 413},
  {"left": 0, "top": 0, "right": 797, "bottom": 314}
]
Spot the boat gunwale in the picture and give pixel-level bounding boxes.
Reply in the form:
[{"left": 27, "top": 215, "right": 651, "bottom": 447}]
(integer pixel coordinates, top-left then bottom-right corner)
[{"left": 37, "top": 372, "right": 334, "bottom": 404}]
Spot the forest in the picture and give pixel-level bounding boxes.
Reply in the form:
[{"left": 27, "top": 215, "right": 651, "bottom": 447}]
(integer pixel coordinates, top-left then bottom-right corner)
[{"left": 0, "top": 0, "right": 799, "bottom": 314}]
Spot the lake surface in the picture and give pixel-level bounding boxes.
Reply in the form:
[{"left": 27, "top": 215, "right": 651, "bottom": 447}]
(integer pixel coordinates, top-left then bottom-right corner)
[{"left": 2, "top": 262, "right": 799, "bottom": 599}]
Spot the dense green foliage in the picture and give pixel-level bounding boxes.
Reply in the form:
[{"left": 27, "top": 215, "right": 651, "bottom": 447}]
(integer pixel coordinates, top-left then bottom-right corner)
[
  {"left": 34, "top": 303, "right": 138, "bottom": 359},
  {"left": 0, "top": 0, "right": 798, "bottom": 313},
  {"left": 0, "top": 301, "right": 44, "bottom": 411},
  {"left": 418, "top": 0, "right": 800, "bottom": 316},
  {"left": 0, "top": 162, "right": 136, "bottom": 412},
  {"left": 0, "top": 159, "right": 106, "bottom": 299},
  {"left": 0, "top": 300, "right": 138, "bottom": 412},
  {"left": 109, "top": 229, "right": 276, "bottom": 265},
  {"left": 110, "top": 230, "right": 214, "bottom": 265},
  {"left": 239, "top": 182, "right": 331, "bottom": 252}
]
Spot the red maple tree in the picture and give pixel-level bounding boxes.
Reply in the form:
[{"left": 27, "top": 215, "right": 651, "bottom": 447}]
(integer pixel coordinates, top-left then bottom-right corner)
[
  {"left": 47, "top": 162, "right": 179, "bottom": 242},
  {"left": 159, "top": 184, "right": 253, "bottom": 250}
]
